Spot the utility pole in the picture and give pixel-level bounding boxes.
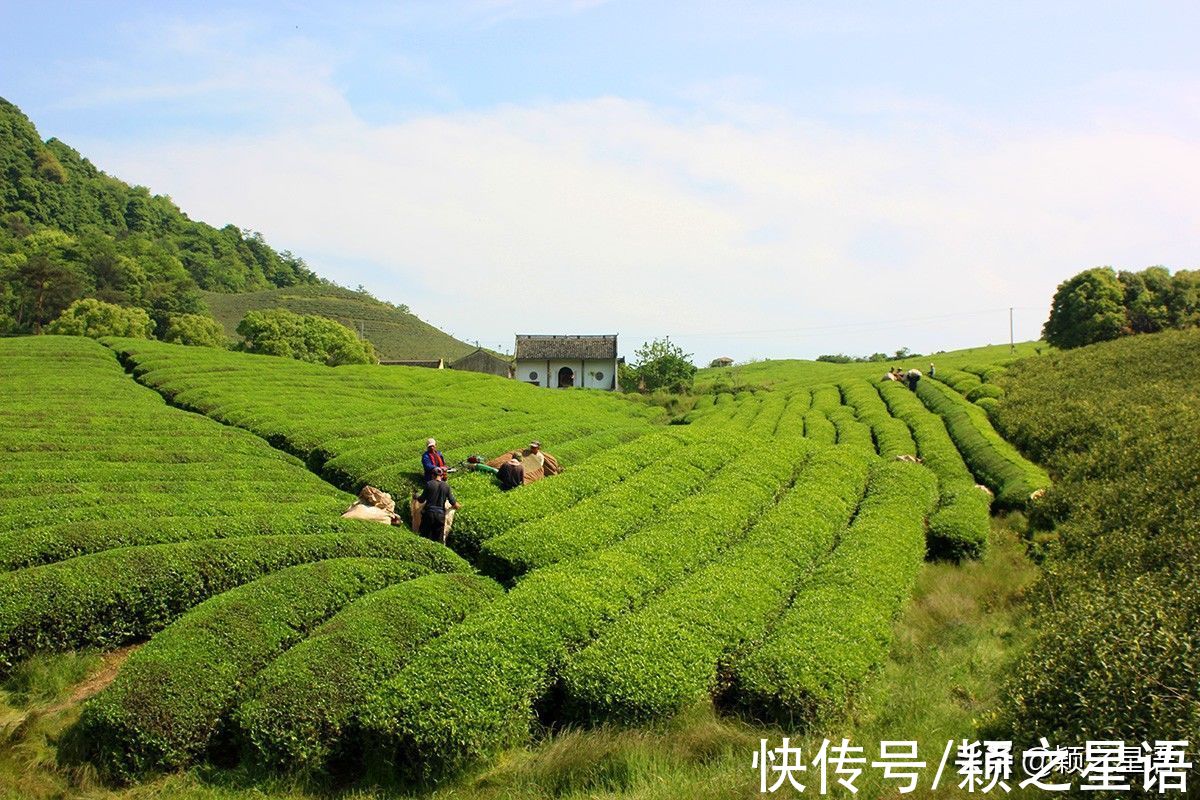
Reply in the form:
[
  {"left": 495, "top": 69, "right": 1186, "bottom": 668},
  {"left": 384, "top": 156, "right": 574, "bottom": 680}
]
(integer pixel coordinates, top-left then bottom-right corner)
[{"left": 1009, "top": 307, "right": 1014, "bottom": 353}]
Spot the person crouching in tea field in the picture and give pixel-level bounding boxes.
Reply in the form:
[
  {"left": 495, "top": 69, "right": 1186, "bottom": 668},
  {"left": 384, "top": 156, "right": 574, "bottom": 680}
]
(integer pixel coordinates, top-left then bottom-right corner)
[
  {"left": 498, "top": 453, "right": 525, "bottom": 491},
  {"left": 906, "top": 368, "right": 922, "bottom": 391},
  {"left": 417, "top": 467, "right": 460, "bottom": 540},
  {"left": 422, "top": 437, "right": 446, "bottom": 481},
  {"left": 523, "top": 439, "right": 561, "bottom": 475}
]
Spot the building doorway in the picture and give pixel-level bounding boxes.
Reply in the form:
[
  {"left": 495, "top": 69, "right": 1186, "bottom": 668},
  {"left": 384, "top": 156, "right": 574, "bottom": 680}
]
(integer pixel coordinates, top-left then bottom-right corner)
[{"left": 557, "top": 366, "right": 575, "bottom": 388}]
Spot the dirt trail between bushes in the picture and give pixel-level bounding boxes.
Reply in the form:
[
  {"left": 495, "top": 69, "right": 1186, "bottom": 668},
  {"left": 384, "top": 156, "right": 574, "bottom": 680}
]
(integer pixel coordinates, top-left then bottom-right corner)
[{"left": 45, "top": 644, "right": 142, "bottom": 716}]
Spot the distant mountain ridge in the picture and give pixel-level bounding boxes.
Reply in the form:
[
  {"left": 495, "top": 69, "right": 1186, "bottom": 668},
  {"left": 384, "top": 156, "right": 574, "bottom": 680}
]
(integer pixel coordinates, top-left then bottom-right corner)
[{"left": 0, "top": 97, "right": 476, "bottom": 360}]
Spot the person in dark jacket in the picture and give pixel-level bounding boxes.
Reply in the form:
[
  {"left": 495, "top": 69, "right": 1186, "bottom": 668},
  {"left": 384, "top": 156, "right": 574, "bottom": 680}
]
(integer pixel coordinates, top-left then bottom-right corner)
[
  {"left": 498, "top": 453, "right": 525, "bottom": 491},
  {"left": 416, "top": 467, "right": 459, "bottom": 542},
  {"left": 421, "top": 438, "right": 446, "bottom": 481}
]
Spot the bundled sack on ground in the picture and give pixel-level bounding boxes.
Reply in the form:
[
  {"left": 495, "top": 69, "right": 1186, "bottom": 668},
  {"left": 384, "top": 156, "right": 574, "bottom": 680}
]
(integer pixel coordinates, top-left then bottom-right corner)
[
  {"left": 342, "top": 486, "right": 402, "bottom": 525},
  {"left": 484, "top": 447, "right": 560, "bottom": 484}
]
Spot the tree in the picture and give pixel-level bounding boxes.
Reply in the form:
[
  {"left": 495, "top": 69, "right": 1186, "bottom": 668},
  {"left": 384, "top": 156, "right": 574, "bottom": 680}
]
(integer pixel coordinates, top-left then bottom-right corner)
[
  {"left": 47, "top": 298, "right": 154, "bottom": 338},
  {"left": 162, "top": 313, "right": 228, "bottom": 348},
  {"left": 236, "top": 308, "right": 377, "bottom": 366},
  {"left": 630, "top": 337, "right": 696, "bottom": 393},
  {"left": 1043, "top": 267, "right": 1128, "bottom": 349},
  {"left": 1165, "top": 269, "right": 1199, "bottom": 329},
  {"left": 14, "top": 254, "right": 84, "bottom": 333},
  {"left": 1119, "top": 266, "right": 1172, "bottom": 334}
]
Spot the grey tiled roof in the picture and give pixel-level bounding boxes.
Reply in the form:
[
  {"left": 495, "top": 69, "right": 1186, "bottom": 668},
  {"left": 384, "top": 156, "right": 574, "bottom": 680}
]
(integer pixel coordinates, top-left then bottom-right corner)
[{"left": 515, "top": 334, "right": 617, "bottom": 360}]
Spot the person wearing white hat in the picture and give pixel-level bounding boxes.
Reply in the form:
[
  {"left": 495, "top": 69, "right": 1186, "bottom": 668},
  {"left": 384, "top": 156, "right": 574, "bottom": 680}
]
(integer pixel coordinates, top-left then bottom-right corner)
[
  {"left": 524, "top": 440, "right": 545, "bottom": 469},
  {"left": 421, "top": 438, "right": 446, "bottom": 481}
]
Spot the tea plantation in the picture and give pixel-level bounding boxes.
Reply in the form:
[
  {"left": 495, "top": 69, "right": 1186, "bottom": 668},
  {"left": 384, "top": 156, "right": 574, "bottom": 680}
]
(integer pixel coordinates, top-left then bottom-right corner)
[{"left": 0, "top": 335, "right": 1056, "bottom": 785}]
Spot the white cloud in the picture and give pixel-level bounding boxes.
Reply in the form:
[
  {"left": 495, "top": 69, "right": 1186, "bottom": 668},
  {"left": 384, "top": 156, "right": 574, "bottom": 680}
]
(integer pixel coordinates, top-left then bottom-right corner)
[
  {"left": 78, "top": 56, "right": 1200, "bottom": 360},
  {"left": 52, "top": 17, "right": 352, "bottom": 129}
]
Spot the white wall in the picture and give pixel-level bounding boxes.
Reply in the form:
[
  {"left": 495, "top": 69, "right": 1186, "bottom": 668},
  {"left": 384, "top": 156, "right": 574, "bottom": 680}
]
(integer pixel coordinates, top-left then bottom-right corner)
[
  {"left": 514, "top": 358, "right": 617, "bottom": 389},
  {"left": 515, "top": 360, "right": 548, "bottom": 387}
]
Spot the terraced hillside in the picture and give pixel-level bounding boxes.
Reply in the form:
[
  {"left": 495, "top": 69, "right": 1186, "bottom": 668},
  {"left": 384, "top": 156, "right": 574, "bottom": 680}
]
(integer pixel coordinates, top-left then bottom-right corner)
[
  {"left": 694, "top": 340, "right": 1048, "bottom": 394},
  {"left": 201, "top": 285, "right": 482, "bottom": 362},
  {"left": 0, "top": 335, "right": 1052, "bottom": 786},
  {"left": 0, "top": 337, "right": 473, "bottom": 680}
]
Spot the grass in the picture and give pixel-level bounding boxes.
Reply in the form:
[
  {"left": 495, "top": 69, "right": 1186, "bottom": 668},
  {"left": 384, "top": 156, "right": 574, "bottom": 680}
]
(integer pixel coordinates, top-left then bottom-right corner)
[
  {"left": 0, "top": 518, "right": 1039, "bottom": 800},
  {"left": 201, "top": 285, "right": 479, "bottom": 362}
]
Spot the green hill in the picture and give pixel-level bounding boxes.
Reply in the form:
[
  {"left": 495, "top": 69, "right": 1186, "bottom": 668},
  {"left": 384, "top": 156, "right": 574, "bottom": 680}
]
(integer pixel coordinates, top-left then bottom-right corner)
[
  {"left": 0, "top": 98, "right": 478, "bottom": 360},
  {"left": 0, "top": 97, "right": 323, "bottom": 332},
  {"left": 202, "top": 285, "right": 479, "bottom": 362}
]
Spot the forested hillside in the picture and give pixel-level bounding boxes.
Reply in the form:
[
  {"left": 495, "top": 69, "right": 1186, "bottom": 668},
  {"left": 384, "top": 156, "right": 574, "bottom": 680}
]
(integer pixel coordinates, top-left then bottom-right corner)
[
  {"left": 0, "top": 98, "right": 324, "bottom": 334},
  {"left": 0, "top": 99, "right": 478, "bottom": 361}
]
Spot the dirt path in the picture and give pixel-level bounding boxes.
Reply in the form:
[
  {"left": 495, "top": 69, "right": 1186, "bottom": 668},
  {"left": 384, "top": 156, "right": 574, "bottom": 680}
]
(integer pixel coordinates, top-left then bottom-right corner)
[{"left": 44, "top": 644, "right": 142, "bottom": 716}]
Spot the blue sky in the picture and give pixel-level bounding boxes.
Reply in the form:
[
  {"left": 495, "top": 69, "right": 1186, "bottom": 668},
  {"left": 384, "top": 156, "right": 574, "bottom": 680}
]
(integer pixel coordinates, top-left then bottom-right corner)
[{"left": 4, "top": 1, "right": 1199, "bottom": 360}]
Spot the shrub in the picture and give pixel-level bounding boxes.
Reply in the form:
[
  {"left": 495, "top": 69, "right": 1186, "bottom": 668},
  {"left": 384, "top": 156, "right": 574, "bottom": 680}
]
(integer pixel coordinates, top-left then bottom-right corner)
[
  {"left": 47, "top": 298, "right": 154, "bottom": 339},
  {"left": 0, "top": 532, "right": 468, "bottom": 672},
  {"left": 561, "top": 447, "right": 871, "bottom": 722},
  {"left": 161, "top": 313, "right": 228, "bottom": 348},
  {"left": 916, "top": 379, "right": 1050, "bottom": 509},
  {"left": 0, "top": 337, "right": 358, "bottom": 572},
  {"left": 626, "top": 337, "right": 696, "bottom": 393},
  {"left": 808, "top": 384, "right": 841, "bottom": 412},
  {"left": 357, "top": 435, "right": 814, "bottom": 779},
  {"left": 452, "top": 429, "right": 691, "bottom": 555},
  {"left": 965, "top": 382, "right": 1004, "bottom": 402},
  {"left": 840, "top": 379, "right": 916, "bottom": 458},
  {"left": 937, "top": 368, "right": 982, "bottom": 396},
  {"left": 978, "top": 365, "right": 1007, "bottom": 383},
  {"left": 236, "top": 573, "right": 502, "bottom": 773},
  {"left": 730, "top": 461, "right": 938, "bottom": 726},
  {"left": 825, "top": 406, "right": 875, "bottom": 455},
  {"left": 480, "top": 432, "right": 739, "bottom": 581},
  {"left": 988, "top": 329, "right": 1200, "bottom": 748},
  {"left": 803, "top": 411, "right": 836, "bottom": 445},
  {"left": 78, "top": 558, "right": 432, "bottom": 780},
  {"left": 878, "top": 381, "right": 990, "bottom": 559},
  {"left": 927, "top": 483, "right": 992, "bottom": 561},
  {"left": 974, "top": 395, "right": 1000, "bottom": 423},
  {"left": 102, "top": 338, "right": 665, "bottom": 538},
  {"left": 0, "top": 511, "right": 363, "bottom": 571},
  {"left": 236, "top": 308, "right": 377, "bottom": 366}
]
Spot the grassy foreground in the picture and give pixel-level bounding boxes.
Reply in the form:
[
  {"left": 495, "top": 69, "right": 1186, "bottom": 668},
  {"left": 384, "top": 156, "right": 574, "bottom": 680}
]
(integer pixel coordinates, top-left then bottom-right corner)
[{"left": 0, "top": 519, "right": 1037, "bottom": 800}]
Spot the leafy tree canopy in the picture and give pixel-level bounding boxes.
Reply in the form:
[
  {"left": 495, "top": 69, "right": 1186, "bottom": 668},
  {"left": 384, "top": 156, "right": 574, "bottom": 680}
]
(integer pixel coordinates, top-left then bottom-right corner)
[
  {"left": 47, "top": 298, "right": 153, "bottom": 339},
  {"left": 1044, "top": 266, "right": 1199, "bottom": 349},
  {"left": 629, "top": 337, "right": 696, "bottom": 393},
  {"left": 236, "top": 308, "right": 377, "bottom": 366},
  {"left": 162, "top": 313, "right": 228, "bottom": 348}
]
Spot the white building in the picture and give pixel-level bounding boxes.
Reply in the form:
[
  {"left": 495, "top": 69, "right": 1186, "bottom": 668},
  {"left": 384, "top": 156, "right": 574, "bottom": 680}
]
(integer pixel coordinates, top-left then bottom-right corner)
[{"left": 514, "top": 334, "right": 619, "bottom": 390}]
